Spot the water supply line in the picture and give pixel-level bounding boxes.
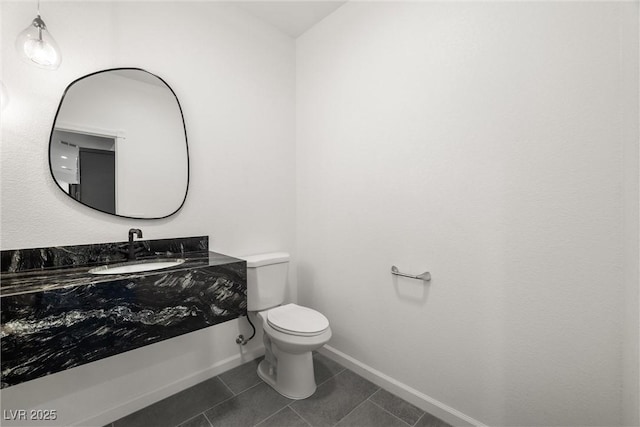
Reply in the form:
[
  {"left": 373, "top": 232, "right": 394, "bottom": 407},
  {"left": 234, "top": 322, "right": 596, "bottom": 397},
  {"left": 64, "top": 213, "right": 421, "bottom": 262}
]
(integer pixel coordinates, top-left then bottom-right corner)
[{"left": 235, "top": 313, "right": 256, "bottom": 345}]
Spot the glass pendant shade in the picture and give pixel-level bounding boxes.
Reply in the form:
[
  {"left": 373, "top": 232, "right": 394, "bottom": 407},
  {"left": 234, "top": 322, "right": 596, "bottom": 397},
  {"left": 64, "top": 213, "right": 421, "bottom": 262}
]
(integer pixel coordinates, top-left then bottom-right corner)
[{"left": 16, "top": 15, "right": 61, "bottom": 70}]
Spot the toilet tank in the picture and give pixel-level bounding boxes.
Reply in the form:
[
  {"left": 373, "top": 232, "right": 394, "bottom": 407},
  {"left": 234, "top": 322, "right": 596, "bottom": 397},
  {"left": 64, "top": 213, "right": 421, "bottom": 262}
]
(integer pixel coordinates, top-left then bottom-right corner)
[{"left": 243, "top": 252, "right": 290, "bottom": 311}]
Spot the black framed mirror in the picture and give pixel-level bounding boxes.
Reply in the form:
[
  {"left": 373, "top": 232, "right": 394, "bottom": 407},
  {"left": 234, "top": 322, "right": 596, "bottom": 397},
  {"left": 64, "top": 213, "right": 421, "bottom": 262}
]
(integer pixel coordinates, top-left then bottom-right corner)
[{"left": 49, "top": 68, "right": 189, "bottom": 219}]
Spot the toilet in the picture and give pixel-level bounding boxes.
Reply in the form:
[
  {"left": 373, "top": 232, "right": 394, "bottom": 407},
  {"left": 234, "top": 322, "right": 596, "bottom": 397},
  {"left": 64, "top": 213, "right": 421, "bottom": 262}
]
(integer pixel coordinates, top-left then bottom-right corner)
[{"left": 244, "top": 252, "right": 331, "bottom": 399}]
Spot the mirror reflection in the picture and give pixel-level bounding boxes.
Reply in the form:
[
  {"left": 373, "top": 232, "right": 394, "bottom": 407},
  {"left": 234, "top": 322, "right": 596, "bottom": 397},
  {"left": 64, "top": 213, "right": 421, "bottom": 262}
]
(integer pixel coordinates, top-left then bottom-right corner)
[{"left": 49, "top": 68, "right": 189, "bottom": 219}]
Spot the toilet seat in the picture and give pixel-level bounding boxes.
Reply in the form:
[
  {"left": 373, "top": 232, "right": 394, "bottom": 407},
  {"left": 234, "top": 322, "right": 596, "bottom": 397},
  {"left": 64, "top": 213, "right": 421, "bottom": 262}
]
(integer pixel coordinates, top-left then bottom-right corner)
[{"left": 267, "top": 303, "right": 329, "bottom": 337}]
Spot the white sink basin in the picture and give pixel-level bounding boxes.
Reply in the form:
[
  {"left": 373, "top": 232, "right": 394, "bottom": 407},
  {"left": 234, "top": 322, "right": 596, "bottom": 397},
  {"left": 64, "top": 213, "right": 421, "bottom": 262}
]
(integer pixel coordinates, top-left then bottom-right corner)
[{"left": 89, "top": 259, "right": 185, "bottom": 275}]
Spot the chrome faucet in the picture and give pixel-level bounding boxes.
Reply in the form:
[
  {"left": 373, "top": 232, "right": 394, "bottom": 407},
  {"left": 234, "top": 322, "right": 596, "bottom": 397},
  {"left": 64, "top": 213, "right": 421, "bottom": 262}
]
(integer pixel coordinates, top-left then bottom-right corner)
[{"left": 127, "top": 228, "right": 143, "bottom": 260}]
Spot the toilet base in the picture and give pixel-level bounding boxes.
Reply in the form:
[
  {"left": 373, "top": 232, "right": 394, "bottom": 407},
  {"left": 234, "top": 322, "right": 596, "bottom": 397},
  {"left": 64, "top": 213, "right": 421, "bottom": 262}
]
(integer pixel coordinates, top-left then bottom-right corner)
[
  {"left": 257, "top": 353, "right": 316, "bottom": 400},
  {"left": 254, "top": 308, "right": 331, "bottom": 400}
]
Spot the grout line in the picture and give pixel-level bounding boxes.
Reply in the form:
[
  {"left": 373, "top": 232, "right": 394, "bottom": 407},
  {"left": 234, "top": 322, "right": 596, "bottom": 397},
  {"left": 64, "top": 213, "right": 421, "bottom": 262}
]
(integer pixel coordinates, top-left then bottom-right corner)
[
  {"left": 209, "top": 393, "right": 235, "bottom": 411},
  {"left": 252, "top": 399, "right": 294, "bottom": 427},
  {"left": 253, "top": 408, "right": 280, "bottom": 427},
  {"left": 231, "top": 379, "right": 266, "bottom": 396},
  {"left": 368, "top": 398, "right": 414, "bottom": 427},
  {"left": 237, "top": 379, "right": 265, "bottom": 395},
  {"left": 315, "top": 366, "right": 346, "bottom": 388},
  {"left": 368, "top": 388, "right": 381, "bottom": 401},
  {"left": 365, "top": 383, "right": 382, "bottom": 401},
  {"left": 221, "top": 361, "right": 265, "bottom": 396},
  {"left": 173, "top": 412, "right": 208, "bottom": 427},
  {"left": 171, "top": 409, "right": 202, "bottom": 427},
  {"left": 288, "top": 405, "right": 313, "bottom": 427},
  {"left": 414, "top": 412, "right": 426, "bottom": 427},
  {"left": 200, "top": 382, "right": 254, "bottom": 418},
  {"left": 216, "top": 375, "right": 236, "bottom": 396},
  {"left": 233, "top": 378, "right": 265, "bottom": 396},
  {"left": 333, "top": 397, "right": 372, "bottom": 426},
  {"left": 253, "top": 406, "right": 288, "bottom": 427},
  {"left": 200, "top": 361, "right": 266, "bottom": 420},
  {"left": 202, "top": 411, "right": 214, "bottom": 427}
]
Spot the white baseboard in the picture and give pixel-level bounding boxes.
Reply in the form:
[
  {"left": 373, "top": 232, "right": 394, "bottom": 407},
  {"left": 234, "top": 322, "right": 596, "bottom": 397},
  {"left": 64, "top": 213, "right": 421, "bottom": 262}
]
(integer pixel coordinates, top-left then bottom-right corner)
[
  {"left": 318, "top": 345, "right": 486, "bottom": 427},
  {"left": 75, "top": 346, "right": 265, "bottom": 427}
]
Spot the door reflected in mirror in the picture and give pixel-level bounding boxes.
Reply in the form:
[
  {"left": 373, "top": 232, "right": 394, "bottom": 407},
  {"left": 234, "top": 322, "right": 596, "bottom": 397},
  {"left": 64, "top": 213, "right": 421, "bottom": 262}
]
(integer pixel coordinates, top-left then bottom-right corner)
[{"left": 49, "top": 68, "right": 189, "bottom": 219}]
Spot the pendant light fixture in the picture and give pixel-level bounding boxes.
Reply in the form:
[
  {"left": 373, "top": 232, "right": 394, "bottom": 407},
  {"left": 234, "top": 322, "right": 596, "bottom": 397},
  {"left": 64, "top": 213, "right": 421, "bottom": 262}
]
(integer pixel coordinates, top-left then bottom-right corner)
[{"left": 15, "top": 0, "right": 62, "bottom": 70}]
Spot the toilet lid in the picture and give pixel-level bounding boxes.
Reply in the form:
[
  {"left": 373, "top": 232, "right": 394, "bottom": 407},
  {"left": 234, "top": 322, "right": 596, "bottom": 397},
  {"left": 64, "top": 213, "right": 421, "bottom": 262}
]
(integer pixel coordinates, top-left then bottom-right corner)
[{"left": 267, "top": 304, "right": 329, "bottom": 336}]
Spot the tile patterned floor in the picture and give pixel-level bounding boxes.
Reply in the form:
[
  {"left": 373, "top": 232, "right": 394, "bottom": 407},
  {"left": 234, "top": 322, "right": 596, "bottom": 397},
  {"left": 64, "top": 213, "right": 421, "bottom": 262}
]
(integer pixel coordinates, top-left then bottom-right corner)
[{"left": 109, "top": 353, "right": 452, "bottom": 427}]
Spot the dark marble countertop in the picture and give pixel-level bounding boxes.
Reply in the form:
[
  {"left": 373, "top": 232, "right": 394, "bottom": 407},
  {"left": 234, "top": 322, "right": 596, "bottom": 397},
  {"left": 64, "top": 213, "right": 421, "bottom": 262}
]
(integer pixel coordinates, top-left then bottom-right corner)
[
  {"left": 1, "top": 237, "right": 248, "bottom": 388},
  {"left": 0, "top": 251, "right": 241, "bottom": 297}
]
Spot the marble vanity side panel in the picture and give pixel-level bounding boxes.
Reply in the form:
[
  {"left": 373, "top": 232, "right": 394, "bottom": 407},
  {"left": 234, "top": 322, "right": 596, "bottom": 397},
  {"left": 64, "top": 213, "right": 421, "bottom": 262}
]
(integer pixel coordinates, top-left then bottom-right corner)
[
  {"left": 0, "top": 236, "right": 208, "bottom": 273},
  {"left": 0, "top": 259, "right": 246, "bottom": 389}
]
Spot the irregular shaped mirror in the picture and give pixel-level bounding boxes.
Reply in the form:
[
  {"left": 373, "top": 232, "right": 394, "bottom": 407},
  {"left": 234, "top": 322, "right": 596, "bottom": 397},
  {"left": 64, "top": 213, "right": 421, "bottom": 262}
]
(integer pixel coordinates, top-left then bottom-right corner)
[{"left": 49, "top": 68, "right": 189, "bottom": 219}]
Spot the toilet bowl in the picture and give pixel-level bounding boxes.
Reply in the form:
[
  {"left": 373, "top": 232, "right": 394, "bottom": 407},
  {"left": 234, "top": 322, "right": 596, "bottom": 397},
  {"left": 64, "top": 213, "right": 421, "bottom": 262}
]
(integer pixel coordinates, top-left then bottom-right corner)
[
  {"left": 243, "top": 253, "right": 331, "bottom": 399},
  {"left": 256, "top": 304, "right": 331, "bottom": 399}
]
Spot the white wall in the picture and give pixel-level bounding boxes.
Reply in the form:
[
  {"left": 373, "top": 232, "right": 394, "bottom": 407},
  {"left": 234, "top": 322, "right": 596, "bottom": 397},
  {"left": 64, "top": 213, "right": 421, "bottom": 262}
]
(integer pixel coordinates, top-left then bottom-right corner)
[
  {"left": 1, "top": 1, "right": 295, "bottom": 425},
  {"left": 296, "top": 2, "right": 639, "bottom": 426},
  {"left": 622, "top": 5, "right": 640, "bottom": 426}
]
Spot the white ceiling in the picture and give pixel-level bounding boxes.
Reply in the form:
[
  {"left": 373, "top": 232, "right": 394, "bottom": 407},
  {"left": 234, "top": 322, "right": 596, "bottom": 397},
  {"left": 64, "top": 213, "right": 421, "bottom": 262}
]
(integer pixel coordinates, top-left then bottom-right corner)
[{"left": 235, "top": 1, "right": 347, "bottom": 38}]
